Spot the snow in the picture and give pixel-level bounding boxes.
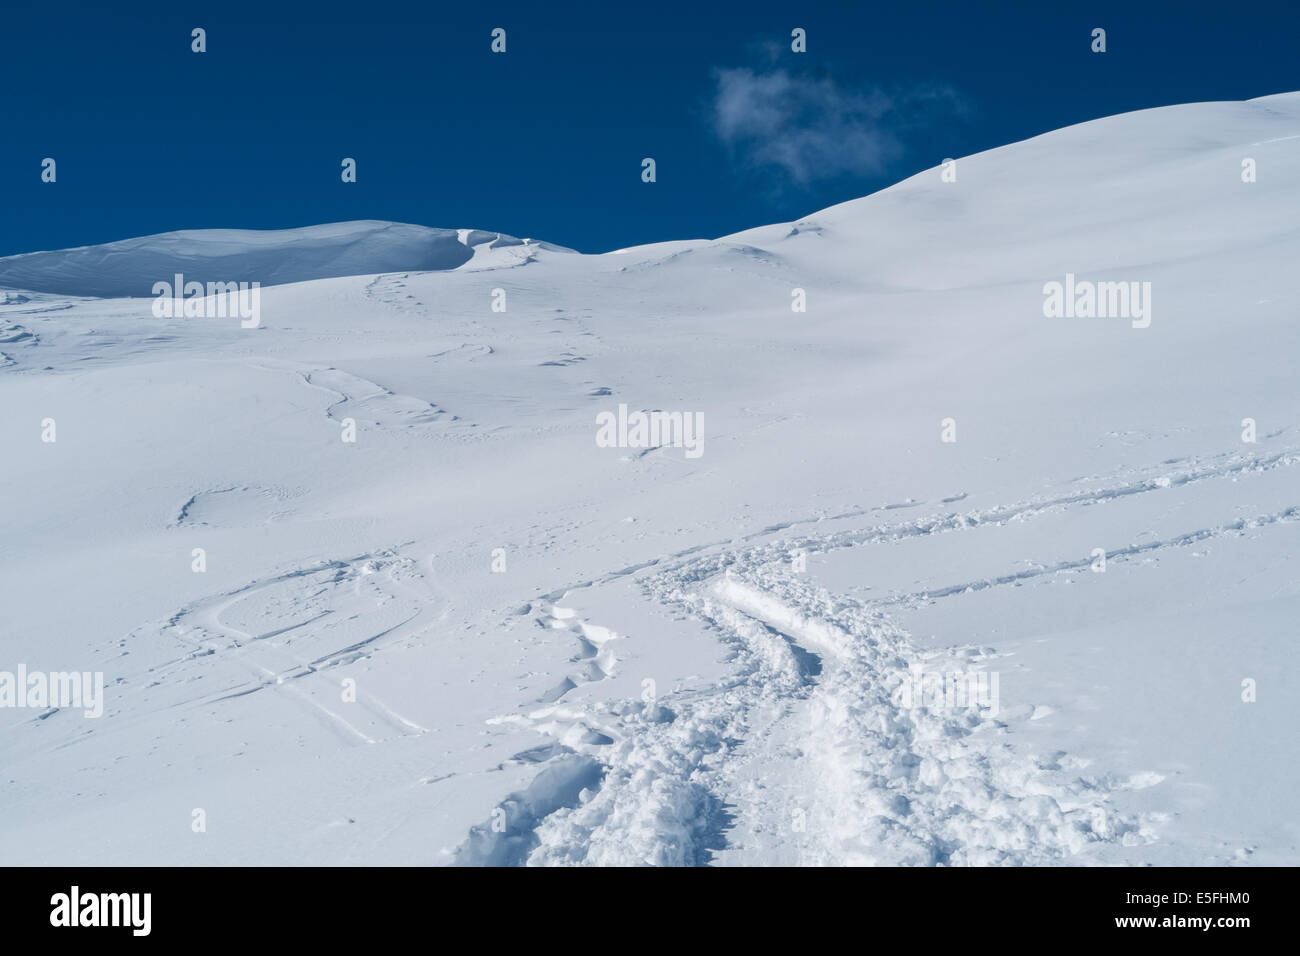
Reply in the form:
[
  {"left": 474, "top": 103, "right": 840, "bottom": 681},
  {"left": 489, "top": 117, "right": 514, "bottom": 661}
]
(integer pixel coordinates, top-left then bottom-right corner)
[
  {"left": 0, "top": 221, "right": 575, "bottom": 297},
  {"left": 1, "top": 92, "right": 1297, "bottom": 866}
]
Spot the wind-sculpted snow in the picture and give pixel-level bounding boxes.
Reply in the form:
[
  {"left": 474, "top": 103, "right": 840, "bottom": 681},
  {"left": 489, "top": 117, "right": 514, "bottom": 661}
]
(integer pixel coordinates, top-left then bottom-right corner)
[{"left": 0, "top": 220, "right": 575, "bottom": 298}]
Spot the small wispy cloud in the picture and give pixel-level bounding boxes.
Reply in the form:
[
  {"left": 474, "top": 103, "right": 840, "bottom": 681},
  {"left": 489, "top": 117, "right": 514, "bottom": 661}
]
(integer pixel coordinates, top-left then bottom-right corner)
[{"left": 710, "top": 67, "right": 962, "bottom": 187}]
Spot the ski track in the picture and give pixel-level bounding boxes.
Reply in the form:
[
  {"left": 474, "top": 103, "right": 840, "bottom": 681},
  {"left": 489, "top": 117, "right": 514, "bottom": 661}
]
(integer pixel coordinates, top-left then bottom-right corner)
[
  {"left": 454, "top": 445, "right": 1300, "bottom": 865},
  {"left": 300, "top": 366, "right": 457, "bottom": 429},
  {"left": 151, "top": 551, "right": 433, "bottom": 745}
]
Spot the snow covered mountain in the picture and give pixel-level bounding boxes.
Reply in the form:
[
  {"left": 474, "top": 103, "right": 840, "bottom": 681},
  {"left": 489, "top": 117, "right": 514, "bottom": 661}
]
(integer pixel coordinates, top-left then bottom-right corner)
[
  {"left": 0, "top": 221, "right": 574, "bottom": 298},
  {"left": 2, "top": 92, "right": 1298, "bottom": 866}
]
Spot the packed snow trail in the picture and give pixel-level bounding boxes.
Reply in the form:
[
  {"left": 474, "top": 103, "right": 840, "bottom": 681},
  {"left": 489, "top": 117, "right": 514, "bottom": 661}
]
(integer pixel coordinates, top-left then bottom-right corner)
[{"left": 457, "top": 444, "right": 1300, "bottom": 865}]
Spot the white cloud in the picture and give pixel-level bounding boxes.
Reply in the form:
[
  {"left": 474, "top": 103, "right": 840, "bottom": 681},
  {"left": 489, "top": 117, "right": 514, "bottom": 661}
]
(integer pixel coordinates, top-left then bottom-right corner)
[{"left": 711, "top": 67, "right": 956, "bottom": 186}]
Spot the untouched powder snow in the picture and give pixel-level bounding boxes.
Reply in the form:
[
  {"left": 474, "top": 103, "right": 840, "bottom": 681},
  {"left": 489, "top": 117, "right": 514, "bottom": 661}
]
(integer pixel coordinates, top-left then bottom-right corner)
[{"left": 1, "top": 93, "right": 1298, "bottom": 866}]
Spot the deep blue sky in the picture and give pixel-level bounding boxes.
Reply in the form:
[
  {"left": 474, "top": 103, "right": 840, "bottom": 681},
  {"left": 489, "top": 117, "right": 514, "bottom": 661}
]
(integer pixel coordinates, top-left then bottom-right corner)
[{"left": 2, "top": 0, "right": 1298, "bottom": 257}]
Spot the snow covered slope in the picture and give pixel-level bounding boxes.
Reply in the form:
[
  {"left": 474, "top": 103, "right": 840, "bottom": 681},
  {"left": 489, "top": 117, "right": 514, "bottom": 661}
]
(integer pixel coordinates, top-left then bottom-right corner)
[
  {"left": 0, "top": 221, "right": 574, "bottom": 297},
  {"left": 1, "top": 93, "right": 1298, "bottom": 866}
]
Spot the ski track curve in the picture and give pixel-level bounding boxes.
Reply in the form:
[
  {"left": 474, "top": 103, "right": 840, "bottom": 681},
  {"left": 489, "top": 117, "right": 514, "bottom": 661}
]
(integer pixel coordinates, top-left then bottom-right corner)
[{"left": 152, "top": 550, "right": 434, "bottom": 744}]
